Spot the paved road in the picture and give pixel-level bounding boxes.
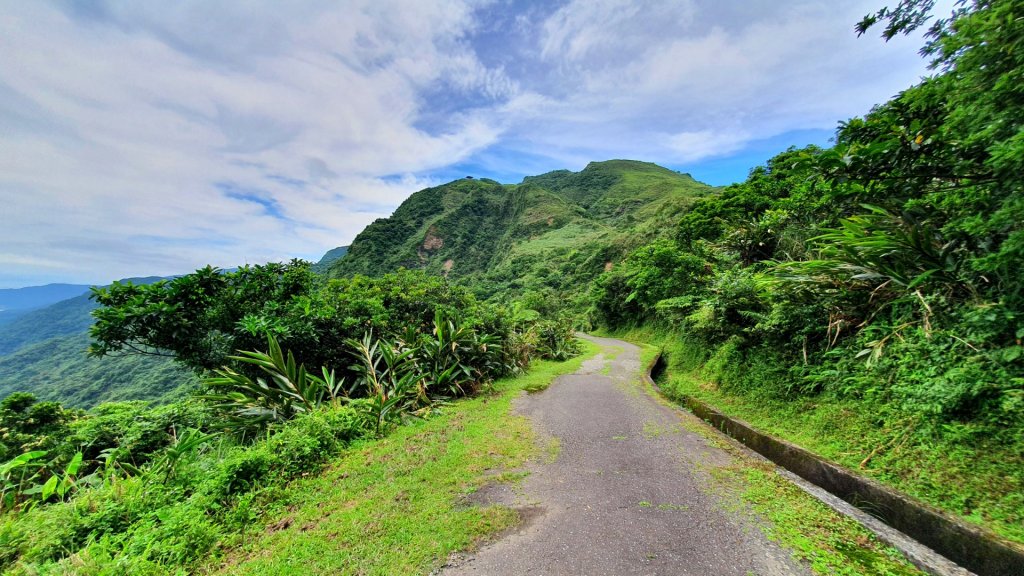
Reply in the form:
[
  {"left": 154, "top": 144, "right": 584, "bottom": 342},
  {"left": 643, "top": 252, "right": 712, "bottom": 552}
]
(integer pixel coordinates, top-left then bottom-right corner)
[{"left": 443, "top": 335, "right": 809, "bottom": 576}]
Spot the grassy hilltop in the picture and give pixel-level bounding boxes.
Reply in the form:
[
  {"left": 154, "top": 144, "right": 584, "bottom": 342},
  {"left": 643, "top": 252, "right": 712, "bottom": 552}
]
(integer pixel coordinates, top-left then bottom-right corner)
[{"left": 331, "top": 160, "right": 714, "bottom": 309}]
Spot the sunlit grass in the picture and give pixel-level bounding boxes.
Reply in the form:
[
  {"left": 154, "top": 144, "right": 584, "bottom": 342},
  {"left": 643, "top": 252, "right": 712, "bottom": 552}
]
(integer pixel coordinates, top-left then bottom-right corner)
[
  {"left": 615, "top": 327, "right": 1024, "bottom": 546},
  {"left": 203, "top": 341, "right": 599, "bottom": 576}
]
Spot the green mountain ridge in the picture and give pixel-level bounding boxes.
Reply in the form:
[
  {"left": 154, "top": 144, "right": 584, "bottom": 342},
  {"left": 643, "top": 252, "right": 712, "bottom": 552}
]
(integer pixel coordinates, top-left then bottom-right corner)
[
  {"left": 0, "top": 276, "right": 188, "bottom": 407},
  {"left": 0, "top": 332, "right": 195, "bottom": 408},
  {"left": 330, "top": 160, "right": 715, "bottom": 306},
  {"left": 0, "top": 284, "right": 93, "bottom": 326},
  {"left": 311, "top": 245, "right": 349, "bottom": 274},
  {"left": 0, "top": 276, "right": 167, "bottom": 357}
]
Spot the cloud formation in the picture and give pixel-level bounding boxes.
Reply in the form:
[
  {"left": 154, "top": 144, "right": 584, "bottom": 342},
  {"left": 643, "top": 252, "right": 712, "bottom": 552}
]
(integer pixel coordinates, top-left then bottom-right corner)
[{"left": 0, "top": 0, "right": 937, "bottom": 286}]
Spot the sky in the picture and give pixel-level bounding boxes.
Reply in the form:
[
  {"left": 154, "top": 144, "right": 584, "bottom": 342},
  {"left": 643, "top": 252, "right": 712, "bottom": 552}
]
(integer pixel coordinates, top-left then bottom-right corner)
[{"left": 0, "top": 0, "right": 945, "bottom": 288}]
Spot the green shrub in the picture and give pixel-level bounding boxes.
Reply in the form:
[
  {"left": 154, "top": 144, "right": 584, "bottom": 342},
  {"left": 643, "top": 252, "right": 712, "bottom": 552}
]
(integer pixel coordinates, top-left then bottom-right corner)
[{"left": 69, "top": 400, "right": 212, "bottom": 469}]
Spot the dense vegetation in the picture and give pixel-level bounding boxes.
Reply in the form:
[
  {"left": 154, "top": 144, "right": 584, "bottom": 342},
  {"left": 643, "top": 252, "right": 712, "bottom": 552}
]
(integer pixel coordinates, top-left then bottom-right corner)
[
  {"left": 0, "top": 277, "right": 188, "bottom": 409},
  {"left": 0, "top": 334, "right": 195, "bottom": 408},
  {"left": 0, "top": 292, "right": 99, "bottom": 357},
  {"left": 0, "top": 0, "right": 1021, "bottom": 570},
  {"left": 0, "top": 261, "right": 579, "bottom": 573},
  {"left": 330, "top": 160, "right": 713, "bottom": 311},
  {"left": 593, "top": 0, "right": 1024, "bottom": 543}
]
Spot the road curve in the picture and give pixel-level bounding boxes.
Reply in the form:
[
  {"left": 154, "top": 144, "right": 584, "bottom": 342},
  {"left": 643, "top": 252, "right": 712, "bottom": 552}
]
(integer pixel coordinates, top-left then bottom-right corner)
[{"left": 442, "top": 335, "right": 809, "bottom": 576}]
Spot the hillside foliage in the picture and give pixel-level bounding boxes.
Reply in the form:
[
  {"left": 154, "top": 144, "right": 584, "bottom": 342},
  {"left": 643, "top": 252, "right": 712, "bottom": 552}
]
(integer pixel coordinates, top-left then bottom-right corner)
[
  {"left": 0, "top": 277, "right": 191, "bottom": 409},
  {"left": 329, "top": 161, "right": 713, "bottom": 311},
  {"left": 0, "top": 334, "right": 195, "bottom": 409},
  {"left": 593, "top": 0, "right": 1024, "bottom": 542},
  {"left": 0, "top": 263, "right": 580, "bottom": 573},
  {"left": 0, "top": 0, "right": 1022, "bottom": 570}
]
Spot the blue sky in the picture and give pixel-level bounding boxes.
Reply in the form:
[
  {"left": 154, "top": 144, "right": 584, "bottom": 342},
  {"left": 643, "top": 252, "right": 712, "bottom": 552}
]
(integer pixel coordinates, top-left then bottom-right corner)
[{"left": 0, "top": 1, "right": 945, "bottom": 288}]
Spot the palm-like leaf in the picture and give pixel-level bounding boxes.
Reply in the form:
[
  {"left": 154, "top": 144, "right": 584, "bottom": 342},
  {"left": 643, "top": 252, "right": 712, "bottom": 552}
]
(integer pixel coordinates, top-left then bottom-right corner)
[{"left": 202, "top": 335, "right": 346, "bottom": 433}]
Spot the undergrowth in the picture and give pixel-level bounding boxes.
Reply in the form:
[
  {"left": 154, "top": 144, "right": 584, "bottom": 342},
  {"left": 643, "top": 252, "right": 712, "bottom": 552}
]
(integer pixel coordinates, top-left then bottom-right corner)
[
  {"left": 202, "top": 340, "right": 599, "bottom": 575},
  {"left": 617, "top": 326, "right": 1024, "bottom": 545}
]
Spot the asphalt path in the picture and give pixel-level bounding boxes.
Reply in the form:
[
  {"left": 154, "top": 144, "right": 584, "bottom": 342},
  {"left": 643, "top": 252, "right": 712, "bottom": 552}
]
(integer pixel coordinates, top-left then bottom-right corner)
[{"left": 442, "top": 335, "right": 810, "bottom": 576}]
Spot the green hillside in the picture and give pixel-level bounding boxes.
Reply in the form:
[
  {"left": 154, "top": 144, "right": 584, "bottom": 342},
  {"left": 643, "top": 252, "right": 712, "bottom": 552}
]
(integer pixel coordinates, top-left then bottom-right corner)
[
  {"left": 0, "top": 293, "right": 96, "bottom": 356},
  {"left": 0, "top": 276, "right": 190, "bottom": 408},
  {"left": 310, "top": 245, "right": 349, "bottom": 274},
  {"left": 330, "top": 160, "right": 714, "bottom": 308},
  {"left": 0, "top": 283, "right": 91, "bottom": 325},
  {"left": 0, "top": 332, "right": 195, "bottom": 407},
  {"left": 0, "top": 277, "right": 166, "bottom": 357}
]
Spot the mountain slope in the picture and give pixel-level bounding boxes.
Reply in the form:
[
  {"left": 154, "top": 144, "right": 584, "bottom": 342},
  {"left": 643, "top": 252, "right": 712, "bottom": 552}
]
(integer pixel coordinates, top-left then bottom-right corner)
[
  {"left": 311, "top": 245, "right": 349, "bottom": 274},
  {"left": 0, "top": 332, "right": 195, "bottom": 407},
  {"left": 0, "top": 283, "right": 92, "bottom": 311},
  {"left": 0, "top": 292, "right": 97, "bottom": 356},
  {"left": 329, "top": 160, "right": 714, "bottom": 306},
  {"left": 0, "top": 277, "right": 166, "bottom": 356},
  {"left": 0, "top": 284, "right": 92, "bottom": 325},
  {"left": 0, "top": 276, "right": 192, "bottom": 407}
]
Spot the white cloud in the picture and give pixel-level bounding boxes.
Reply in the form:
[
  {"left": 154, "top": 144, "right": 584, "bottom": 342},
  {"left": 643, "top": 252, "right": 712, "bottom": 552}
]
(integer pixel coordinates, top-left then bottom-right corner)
[
  {"left": 0, "top": 0, "right": 504, "bottom": 286},
  {"left": 0, "top": 0, "right": 942, "bottom": 287},
  {"left": 541, "top": 0, "right": 697, "bottom": 63},
  {"left": 493, "top": 0, "right": 934, "bottom": 168},
  {"left": 665, "top": 129, "right": 750, "bottom": 163}
]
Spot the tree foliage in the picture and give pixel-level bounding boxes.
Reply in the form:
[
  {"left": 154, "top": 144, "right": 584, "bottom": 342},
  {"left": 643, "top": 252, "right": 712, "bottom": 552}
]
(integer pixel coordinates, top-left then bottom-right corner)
[{"left": 596, "top": 0, "right": 1024, "bottom": 435}]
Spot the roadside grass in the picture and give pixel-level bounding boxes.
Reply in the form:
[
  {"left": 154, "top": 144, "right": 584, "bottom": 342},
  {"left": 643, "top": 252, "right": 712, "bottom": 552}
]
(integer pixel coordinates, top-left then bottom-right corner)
[
  {"left": 719, "top": 463, "right": 921, "bottom": 576},
  {"left": 613, "top": 326, "right": 1024, "bottom": 546},
  {"left": 608, "top": 334, "right": 923, "bottom": 575},
  {"left": 201, "top": 340, "right": 599, "bottom": 576}
]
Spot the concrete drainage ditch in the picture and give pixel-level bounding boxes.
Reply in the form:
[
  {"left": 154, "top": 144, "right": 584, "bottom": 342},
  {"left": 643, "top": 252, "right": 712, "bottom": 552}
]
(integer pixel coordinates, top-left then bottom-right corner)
[{"left": 646, "top": 353, "right": 1024, "bottom": 576}]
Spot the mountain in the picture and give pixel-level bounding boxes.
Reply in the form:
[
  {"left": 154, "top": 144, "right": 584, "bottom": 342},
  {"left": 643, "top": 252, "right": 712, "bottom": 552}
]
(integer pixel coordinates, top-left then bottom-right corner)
[
  {"left": 0, "top": 292, "right": 97, "bottom": 356},
  {"left": 329, "top": 160, "right": 715, "bottom": 306},
  {"left": 0, "top": 276, "right": 190, "bottom": 408},
  {"left": 0, "top": 283, "right": 92, "bottom": 311},
  {"left": 0, "top": 333, "right": 195, "bottom": 407},
  {"left": 311, "top": 245, "right": 349, "bottom": 274},
  {"left": 0, "top": 277, "right": 166, "bottom": 357},
  {"left": 0, "top": 283, "right": 92, "bottom": 325}
]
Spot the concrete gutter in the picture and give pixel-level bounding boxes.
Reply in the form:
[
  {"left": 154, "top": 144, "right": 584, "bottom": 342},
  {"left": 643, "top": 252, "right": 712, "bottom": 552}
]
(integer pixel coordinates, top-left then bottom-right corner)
[{"left": 646, "top": 354, "right": 1024, "bottom": 576}]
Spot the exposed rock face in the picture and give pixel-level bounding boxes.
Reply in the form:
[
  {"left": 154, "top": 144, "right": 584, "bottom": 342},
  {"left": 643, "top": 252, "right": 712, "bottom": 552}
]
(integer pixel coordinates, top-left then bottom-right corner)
[{"left": 422, "top": 229, "right": 444, "bottom": 251}]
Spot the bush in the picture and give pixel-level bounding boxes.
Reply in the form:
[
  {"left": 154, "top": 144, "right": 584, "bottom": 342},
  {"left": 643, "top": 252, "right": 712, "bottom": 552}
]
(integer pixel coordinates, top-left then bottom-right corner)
[
  {"left": 199, "top": 404, "right": 368, "bottom": 501},
  {"left": 69, "top": 400, "right": 212, "bottom": 470}
]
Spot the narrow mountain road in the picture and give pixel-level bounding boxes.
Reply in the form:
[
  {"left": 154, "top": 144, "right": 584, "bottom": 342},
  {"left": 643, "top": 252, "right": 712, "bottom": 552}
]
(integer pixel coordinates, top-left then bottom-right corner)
[{"left": 443, "top": 335, "right": 809, "bottom": 576}]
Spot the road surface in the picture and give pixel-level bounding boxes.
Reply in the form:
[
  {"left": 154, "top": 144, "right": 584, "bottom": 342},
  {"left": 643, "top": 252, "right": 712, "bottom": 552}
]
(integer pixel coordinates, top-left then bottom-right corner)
[{"left": 443, "top": 335, "right": 810, "bottom": 576}]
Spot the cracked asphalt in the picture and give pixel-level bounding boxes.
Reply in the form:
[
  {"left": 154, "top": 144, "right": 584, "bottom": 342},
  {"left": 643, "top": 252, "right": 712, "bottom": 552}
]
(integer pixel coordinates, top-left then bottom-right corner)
[{"left": 442, "top": 335, "right": 809, "bottom": 576}]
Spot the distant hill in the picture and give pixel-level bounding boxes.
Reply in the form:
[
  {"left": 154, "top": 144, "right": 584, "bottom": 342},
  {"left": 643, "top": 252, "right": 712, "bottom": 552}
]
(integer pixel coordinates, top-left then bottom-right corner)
[
  {"left": 311, "top": 245, "right": 349, "bottom": 274},
  {"left": 0, "top": 292, "right": 97, "bottom": 356},
  {"left": 0, "top": 277, "right": 166, "bottom": 357},
  {"left": 0, "top": 333, "right": 196, "bottom": 407},
  {"left": 0, "top": 283, "right": 92, "bottom": 325},
  {"left": 0, "top": 276, "right": 191, "bottom": 408},
  {"left": 329, "top": 160, "right": 715, "bottom": 307},
  {"left": 0, "top": 309, "right": 29, "bottom": 326},
  {"left": 0, "top": 283, "right": 92, "bottom": 311}
]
